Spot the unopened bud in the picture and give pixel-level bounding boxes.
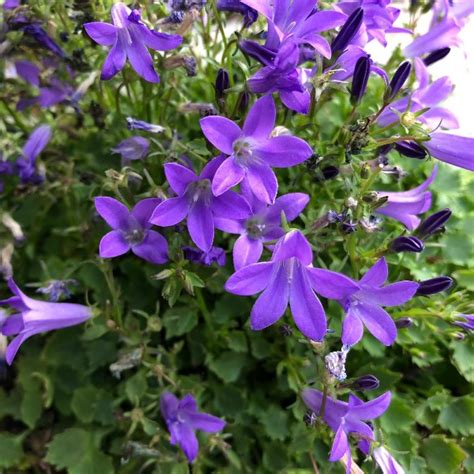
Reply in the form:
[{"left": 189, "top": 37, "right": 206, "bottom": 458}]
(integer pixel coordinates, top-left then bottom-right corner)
[
  {"left": 416, "top": 276, "right": 453, "bottom": 296},
  {"left": 395, "top": 317, "right": 413, "bottom": 329},
  {"left": 390, "top": 236, "right": 424, "bottom": 253},
  {"left": 350, "top": 374, "right": 380, "bottom": 391},
  {"left": 385, "top": 61, "right": 411, "bottom": 103},
  {"left": 416, "top": 208, "right": 452, "bottom": 239}
]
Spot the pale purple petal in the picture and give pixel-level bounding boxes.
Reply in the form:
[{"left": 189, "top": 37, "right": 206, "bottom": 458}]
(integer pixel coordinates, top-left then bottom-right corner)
[
  {"left": 187, "top": 201, "right": 214, "bottom": 251},
  {"left": 132, "top": 230, "right": 168, "bottom": 264},
  {"left": 213, "top": 217, "right": 245, "bottom": 234},
  {"left": 272, "top": 230, "right": 312, "bottom": 265},
  {"left": 301, "top": 34, "right": 332, "bottom": 58},
  {"left": 307, "top": 268, "right": 360, "bottom": 300},
  {"left": 289, "top": 264, "right": 327, "bottom": 340},
  {"left": 280, "top": 89, "right": 311, "bottom": 115},
  {"left": 101, "top": 37, "right": 127, "bottom": 80},
  {"left": 360, "top": 258, "right": 388, "bottom": 287},
  {"left": 131, "top": 198, "right": 162, "bottom": 227},
  {"left": 425, "top": 133, "right": 474, "bottom": 171},
  {"left": 245, "top": 164, "right": 278, "bottom": 204},
  {"left": 301, "top": 389, "right": 348, "bottom": 431},
  {"left": 22, "top": 125, "right": 52, "bottom": 161},
  {"left": 341, "top": 308, "right": 364, "bottom": 346},
  {"left": 225, "top": 262, "right": 274, "bottom": 295},
  {"left": 329, "top": 424, "right": 349, "bottom": 462},
  {"left": 355, "top": 303, "right": 397, "bottom": 346},
  {"left": 141, "top": 27, "right": 182, "bottom": 51},
  {"left": 242, "top": 95, "right": 276, "bottom": 140},
  {"left": 265, "top": 192, "right": 309, "bottom": 223},
  {"left": 211, "top": 157, "right": 246, "bottom": 196},
  {"left": 127, "top": 31, "right": 160, "bottom": 83},
  {"left": 213, "top": 191, "right": 251, "bottom": 219},
  {"left": 84, "top": 22, "right": 118, "bottom": 46},
  {"left": 233, "top": 234, "right": 263, "bottom": 270},
  {"left": 160, "top": 392, "right": 179, "bottom": 420},
  {"left": 99, "top": 230, "right": 130, "bottom": 258},
  {"left": 255, "top": 136, "right": 312, "bottom": 168},
  {"left": 250, "top": 263, "right": 290, "bottom": 330},
  {"left": 5, "top": 332, "right": 33, "bottom": 365},
  {"left": 348, "top": 391, "right": 391, "bottom": 420},
  {"left": 298, "top": 11, "right": 346, "bottom": 35},
  {"left": 164, "top": 163, "right": 197, "bottom": 196},
  {"left": 359, "top": 281, "right": 419, "bottom": 307},
  {"left": 174, "top": 423, "right": 199, "bottom": 463},
  {"left": 200, "top": 154, "right": 227, "bottom": 180},
  {"left": 200, "top": 116, "right": 242, "bottom": 154},
  {"left": 95, "top": 196, "right": 130, "bottom": 230},
  {"left": 150, "top": 197, "right": 188, "bottom": 226},
  {"left": 181, "top": 411, "right": 226, "bottom": 432}
]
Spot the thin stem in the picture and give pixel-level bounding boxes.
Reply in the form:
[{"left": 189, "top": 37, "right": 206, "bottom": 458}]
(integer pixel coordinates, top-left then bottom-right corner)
[{"left": 309, "top": 452, "right": 320, "bottom": 474}]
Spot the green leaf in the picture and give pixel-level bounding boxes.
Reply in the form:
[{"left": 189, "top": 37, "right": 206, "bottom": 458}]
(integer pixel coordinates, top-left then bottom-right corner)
[
  {"left": 71, "top": 386, "right": 115, "bottom": 425},
  {"left": 20, "top": 387, "right": 43, "bottom": 429},
  {"left": 0, "top": 433, "right": 24, "bottom": 468},
  {"left": 451, "top": 340, "right": 474, "bottom": 382},
  {"left": 438, "top": 397, "right": 474, "bottom": 436},
  {"left": 208, "top": 352, "right": 247, "bottom": 383},
  {"left": 421, "top": 435, "right": 467, "bottom": 474},
  {"left": 46, "top": 428, "right": 114, "bottom": 474},
  {"left": 258, "top": 405, "right": 289, "bottom": 441},
  {"left": 380, "top": 397, "right": 414, "bottom": 433},
  {"left": 163, "top": 306, "right": 198, "bottom": 339},
  {"left": 125, "top": 371, "right": 148, "bottom": 403}
]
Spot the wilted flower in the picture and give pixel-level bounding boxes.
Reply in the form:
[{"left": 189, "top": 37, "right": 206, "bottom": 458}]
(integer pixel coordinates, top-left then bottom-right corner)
[
  {"left": 325, "top": 345, "right": 350, "bottom": 381},
  {"left": 160, "top": 392, "right": 225, "bottom": 463},
  {"left": 200, "top": 95, "right": 312, "bottom": 202},
  {"left": 126, "top": 117, "right": 165, "bottom": 134},
  {"left": 37, "top": 279, "right": 77, "bottom": 302},
  {"left": 95, "top": 196, "right": 168, "bottom": 264},
  {"left": 150, "top": 157, "right": 251, "bottom": 251},
  {"left": 112, "top": 136, "right": 150, "bottom": 163},
  {"left": 302, "top": 389, "right": 391, "bottom": 469},
  {"left": 225, "top": 230, "right": 358, "bottom": 340},
  {"left": 0, "top": 279, "right": 91, "bottom": 364},
  {"left": 84, "top": 3, "right": 182, "bottom": 82},
  {"left": 375, "top": 166, "right": 437, "bottom": 230}
]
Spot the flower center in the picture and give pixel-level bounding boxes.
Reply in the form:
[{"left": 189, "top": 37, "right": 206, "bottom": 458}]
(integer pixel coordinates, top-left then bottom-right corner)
[
  {"left": 186, "top": 179, "right": 212, "bottom": 206},
  {"left": 233, "top": 139, "right": 253, "bottom": 165},
  {"left": 245, "top": 217, "right": 266, "bottom": 239},
  {"left": 123, "top": 227, "right": 145, "bottom": 246}
]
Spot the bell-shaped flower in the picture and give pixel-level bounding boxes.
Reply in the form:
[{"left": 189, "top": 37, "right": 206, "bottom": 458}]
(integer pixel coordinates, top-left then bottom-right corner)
[
  {"left": 314, "top": 258, "right": 419, "bottom": 346},
  {"left": 160, "top": 392, "right": 225, "bottom": 463},
  {"left": 425, "top": 132, "right": 474, "bottom": 172},
  {"left": 84, "top": 3, "right": 182, "bottom": 82},
  {"left": 215, "top": 181, "right": 309, "bottom": 269},
  {"left": 95, "top": 196, "right": 168, "bottom": 265},
  {"left": 373, "top": 446, "right": 405, "bottom": 474},
  {"left": 0, "top": 279, "right": 91, "bottom": 364},
  {"left": 302, "top": 388, "right": 392, "bottom": 471},
  {"left": 375, "top": 166, "right": 437, "bottom": 230},
  {"left": 150, "top": 157, "right": 251, "bottom": 251},
  {"left": 225, "top": 230, "right": 358, "bottom": 340},
  {"left": 111, "top": 136, "right": 150, "bottom": 164},
  {"left": 200, "top": 94, "right": 312, "bottom": 203}
]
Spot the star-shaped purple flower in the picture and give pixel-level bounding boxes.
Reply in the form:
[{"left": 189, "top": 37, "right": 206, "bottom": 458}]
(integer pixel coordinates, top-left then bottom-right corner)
[
  {"left": 150, "top": 157, "right": 251, "bottom": 251},
  {"left": 375, "top": 166, "right": 437, "bottom": 230},
  {"left": 200, "top": 95, "right": 312, "bottom": 203},
  {"left": 315, "top": 258, "right": 419, "bottom": 346},
  {"left": 225, "top": 230, "right": 358, "bottom": 340},
  {"left": 302, "top": 388, "right": 391, "bottom": 471},
  {"left": 84, "top": 2, "right": 182, "bottom": 83},
  {"left": 95, "top": 196, "right": 168, "bottom": 265},
  {"left": 160, "top": 392, "right": 225, "bottom": 463},
  {"left": 0, "top": 279, "right": 91, "bottom": 364},
  {"left": 215, "top": 181, "right": 309, "bottom": 269}
]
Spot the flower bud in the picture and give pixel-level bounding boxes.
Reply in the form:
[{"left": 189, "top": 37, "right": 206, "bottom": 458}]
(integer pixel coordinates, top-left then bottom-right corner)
[
  {"left": 390, "top": 236, "right": 424, "bottom": 253},
  {"left": 424, "top": 47, "right": 451, "bottom": 66},
  {"left": 350, "top": 374, "right": 380, "bottom": 391},
  {"left": 351, "top": 55, "right": 371, "bottom": 105},
  {"left": 321, "top": 165, "right": 339, "bottom": 180},
  {"left": 416, "top": 208, "right": 452, "bottom": 239},
  {"left": 395, "top": 317, "right": 413, "bottom": 329},
  {"left": 395, "top": 141, "right": 427, "bottom": 159},
  {"left": 215, "top": 68, "right": 230, "bottom": 101},
  {"left": 235, "top": 91, "right": 250, "bottom": 116},
  {"left": 239, "top": 39, "right": 275, "bottom": 65},
  {"left": 385, "top": 61, "right": 411, "bottom": 103},
  {"left": 126, "top": 117, "right": 165, "bottom": 134},
  {"left": 331, "top": 8, "right": 364, "bottom": 55},
  {"left": 416, "top": 276, "right": 453, "bottom": 296}
]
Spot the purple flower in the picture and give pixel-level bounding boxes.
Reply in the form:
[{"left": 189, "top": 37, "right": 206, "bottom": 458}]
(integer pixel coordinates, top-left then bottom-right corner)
[
  {"left": 375, "top": 166, "right": 437, "bottom": 230},
  {"left": 241, "top": 0, "right": 345, "bottom": 58},
  {"left": 335, "top": 0, "right": 410, "bottom": 47},
  {"left": 15, "top": 125, "right": 52, "bottom": 184},
  {"left": 126, "top": 117, "right": 165, "bottom": 133},
  {"left": 12, "top": 60, "right": 41, "bottom": 86},
  {"left": 150, "top": 157, "right": 251, "bottom": 251},
  {"left": 317, "top": 258, "right": 418, "bottom": 346},
  {"left": 84, "top": 3, "right": 182, "bottom": 83},
  {"left": 225, "top": 230, "right": 358, "bottom": 340},
  {"left": 453, "top": 314, "right": 474, "bottom": 332},
  {"left": 373, "top": 446, "right": 405, "bottom": 474},
  {"left": 215, "top": 181, "right": 309, "bottom": 269},
  {"left": 95, "top": 196, "right": 168, "bottom": 265},
  {"left": 37, "top": 279, "right": 77, "bottom": 302},
  {"left": 183, "top": 246, "right": 226, "bottom": 266},
  {"left": 217, "top": 0, "right": 258, "bottom": 27},
  {"left": 425, "top": 132, "right": 474, "bottom": 172},
  {"left": 111, "top": 136, "right": 150, "bottom": 163},
  {"left": 200, "top": 95, "right": 312, "bottom": 202},
  {"left": 22, "top": 24, "right": 66, "bottom": 58},
  {"left": 247, "top": 40, "right": 313, "bottom": 114},
  {"left": 0, "top": 279, "right": 91, "bottom": 364},
  {"left": 3, "top": 0, "right": 20, "bottom": 9},
  {"left": 302, "top": 388, "right": 391, "bottom": 469},
  {"left": 160, "top": 392, "right": 225, "bottom": 463}
]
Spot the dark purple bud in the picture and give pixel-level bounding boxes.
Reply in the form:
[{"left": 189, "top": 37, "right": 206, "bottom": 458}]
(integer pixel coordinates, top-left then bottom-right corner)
[
  {"left": 390, "top": 236, "right": 424, "bottom": 253},
  {"left": 350, "top": 375, "right": 380, "bottom": 391},
  {"left": 385, "top": 61, "right": 411, "bottom": 102},
  {"left": 416, "top": 208, "right": 452, "bottom": 239},
  {"left": 215, "top": 68, "right": 230, "bottom": 101},
  {"left": 321, "top": 165, "right": 339, "bottom": 181},
  {"left": 331, "top": 8, "right": 364, "bottom": 54},
  {"left": 416, "top": 276, "right": 453, "bottom": 296},
  {"left": 424, "top": 47, "right": 451, "bottom": 66},
  {"left": 395, "top": 317, "right": 413, "bottom": 329},
  {"left": 235, "top": 91, "right": 250, "bottom": 116},
  {"left": 377, "top": 144, "right": 393, "bottom": 156},
  {"left": 351, "top": 55, "right": 371, "bottom": 105},
  {"left": 22, "top": 24, "right": 66, "bottom": 58},
  {"left": 239, "top": 39, "right": 275, "bottom": 66},
  {"left": 395, "top": 141, "right": 427, "bottom": 159}
]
